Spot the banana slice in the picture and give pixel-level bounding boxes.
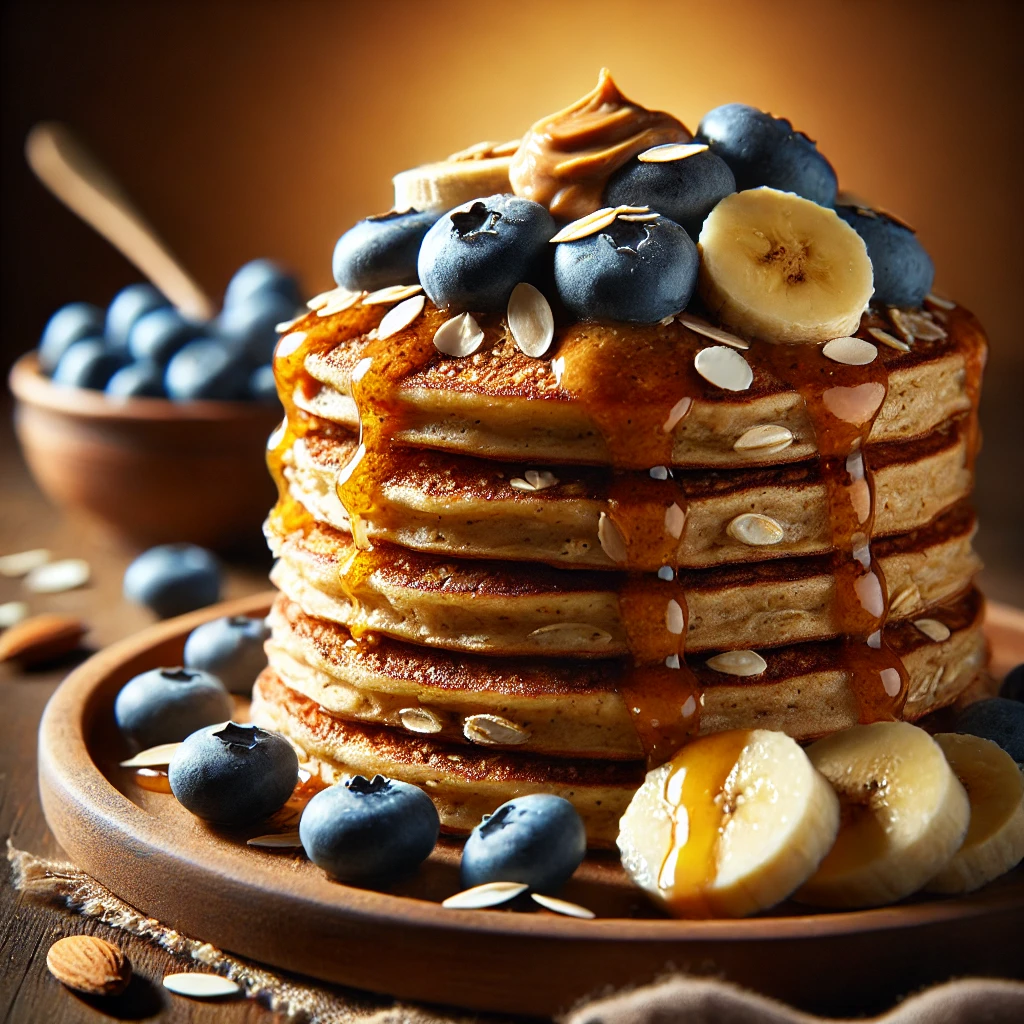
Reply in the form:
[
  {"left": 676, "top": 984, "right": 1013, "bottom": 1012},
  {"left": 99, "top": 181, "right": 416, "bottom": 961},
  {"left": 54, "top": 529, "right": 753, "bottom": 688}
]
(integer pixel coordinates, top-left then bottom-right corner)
[
  {"left": 926, "top": 733, "right": 1024, "bottom": 894},
  {"left": 796, "top": 722, "right": 970, "bottom": 908},
  {"left": 698, "top": 187, "right": 873, "bottom": 344},
  {"left": 618, "top": 729, "right": 839, "bottom": 918},
  {"left": 393, "top": 152, "right": 514, "bottom": 213}
]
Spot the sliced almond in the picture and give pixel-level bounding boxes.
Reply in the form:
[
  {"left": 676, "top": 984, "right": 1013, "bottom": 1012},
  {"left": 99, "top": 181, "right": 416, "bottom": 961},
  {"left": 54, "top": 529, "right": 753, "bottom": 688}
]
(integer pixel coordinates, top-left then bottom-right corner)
[
  {"left": 306, "top": 286, "right": 348, "bottom": 311},
  {"left": 531, "top": 893, "right": 596, "bottom": 918},
  {"left": 549, "top": 205, "right": 650, "bottom": 244},
  {"left": 362, "top": 283, "right": 423, "bottom": 305},
  {"left": 598, "top": 512, "right": 628, "bottom": 563},
  {"left": 677, "top": 312, "right": 750, "bottom": 350},
  {"left": 0, "top": 548, "right": 51, "bottom": 577},
  {"left": 822, "top": 336, "right": 877, "bottom": 366},
  {"left": 637, "top": 142, "right": 709, "bottom": 163},
  {"left": 924, "top": 292, "right": 956, "bottom": 312},
  {"left": 889, "top": 585, "right": 921, "bottom": 616},
  {"left": 662, "top": 396, "right": 692, "bottom": 434},
  {"left": 868, "top": 326, "right": 910, "bottom": 353},
  {"left": 442, "top": 881, "right": 528, "bottom": 910},
  {"left": 246, "top": 831, "right": 303, "bottom": 848},
  {"left": 664, "top": 502, "right": 686, "bottom": 540},
  {"left": 162, "top": 973, "right": 241, "bottom": 999},
  {"left": 727, "top": 513, "right": 785, "bottom": 546},
  {"left": 119, "top": 742, "right": 183, "bottom": 768},
  {"left": 527, "top": 623, "right": 613, "bottom": 646},
  {"left": 510, "top": 478, "right": 537, "bottom": 492},
  {"left": 507, "top": 282, "right": 554, "bottom": 358},
  {"left": 399, "top": 707, "right": 444, "bottom": 734},
  {"left": 46, "top": 935, "right": 130, "bottom": 996},
  {"left": 464, "top": 714, "right": 529, "bottom": 746},
  {"left": 524, "top": 469, "right": 558, "bottom": 491},
  {"left": 433, "top": 313, "right": 485, "bottom": 357},
  {"left": 914, "top": 618, "right": 951, "bottom": 643},
  {"left": 0, "top": 613, "right": 86, "bottom": 666},
  {"left": 665, "top": 599, "right": 685, "bottom": 635},
  {"left": 315, "top": 288, "right": 363, "bottom": 317},
  {"left": 706, "top": 649, "right": 768, "bottom": 677},
  {"left": 888, "top": 307, "right": 947, "bottom": 342},
  {"left": 23, "top": 559, "right": 90, "bottom": 593},
  {"left": 0, "top": 601, "right": 29, "bottom": 629},
  {"left": 274, "top": 313, "right": 306, "bottom": 334},
  {"left": 733, "top": 424, "right": 794, "bottom": 453},
  {"left": 377, "top": 295, "right": 425, "bottom": 340},
  {"left": 275, "top": 330, "right": 306, "bottom": 360},
  {"left": 694, "top": 346, "right": 753, "bottom": 391}
]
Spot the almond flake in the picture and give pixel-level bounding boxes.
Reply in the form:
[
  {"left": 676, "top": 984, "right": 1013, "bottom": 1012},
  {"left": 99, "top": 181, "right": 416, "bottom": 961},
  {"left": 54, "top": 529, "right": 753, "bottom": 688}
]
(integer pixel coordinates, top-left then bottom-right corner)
[
  {"left": 665, "top": 599, "right": 685, "bottom": 635},
  {"left": 527, "top": 622, "right": 613, "bottom": 646},
  {"left": 274, "top": 314, "right": 305, "bottom": 334},
  {"left": 306, "top": 287, "right": 344, "bottom": 310},
  {"left": 362, "top": 284, "right": 423, "bottom": 305},
  {"left": 399, "top": 707, "right": 444, "bottom": 734},
  {"left": 0, "top": 548, "right": 51, "bottom": 577},
  {"left": 377, "top": 295, "right": 425, "bottom": 340},
  {"left": 617, "top": 212, "right": 660, "bottom": 222},
  {"left": 888, "top": 585, "right": 920, "bottom": 616},
  {"left": 442, "top": 881, "right": 528, "bottom": 910},
  {"left": 549, "top": 205, "right": 650, "bottom": 244},
  {"left": 507, "top": 282, "right": 554, "bottom": 358},
  {"left": 525, "top": 469, "right": 558, "bottom": 491},
  {"left": 662, "top": 396, "right": 692, "bottom": 433},
  {"left": 727, "top": 513, "right": 784, "bottom": 546},
  {"left": 247, "top": 831, "right": 303, "bottom": 848},
  {"left": 24, "top": 559, "right": 90, "bottom": 593},
  {"left": 313, "top": 288, "right": 363, "bottom": 317},
  {"left": 677, "top": 313, "right": 750, "bottom": 350},
  {"left": 637, "top": 142, "right": 709, "bottom": 163},
  {"left": 664, "top": 502, "right": 686, "bottom": 540},
  {"left": 119, "top": 742, "right": 183, "bottom": 768},
  {"left": 433, "top": 312, "right": 485, "bottom": 357},
  {"left": 822, "top": 336, "right": 877, "bottom": 366},
  {"left": 0, "top": 601, "right": 29, "bottom": 629},
  {"left": 888, "top": 307, "right": 947, "bottom": 342},
  {"left": 509, "top": 478, "right": 536, "bottom": 492},
  {"left": 924, "top": 292, "right": 956, "bottom": 312},
  {"left": 868, "top": 326, "right": 910, "bottom": 353},
  {"left": 598, "top": 512, "right": 628, "bottom": 563},
  {"left": 913, "top": 618, "right": 951, "bottom": 643},
  {"left": 464, "top": 714, "right": 529, "bottom": 746},
  {"left": 531, "top": 893, "right": 596, "bottom": 918},
  {"left": 694, "top": 346, "right": 753, "bottom": 391},
  {"left": 733, "top": 424, "right": 794, "bottom": 453},
  {"left": 706, "top": 649, "right": 768, "bottom": 677},
  {"left": 275, "top": 331, "right": 306, "bottom": 360},
  {"left": 162, "top": 973, "right": 240, "bottom": 999}
]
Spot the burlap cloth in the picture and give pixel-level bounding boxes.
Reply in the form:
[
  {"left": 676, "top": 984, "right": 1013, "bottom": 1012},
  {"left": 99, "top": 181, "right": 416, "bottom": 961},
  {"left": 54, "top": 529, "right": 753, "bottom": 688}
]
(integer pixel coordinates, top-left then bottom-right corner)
[{"left": 8, "top": 842, "right": 1023, "bottom": 1023}]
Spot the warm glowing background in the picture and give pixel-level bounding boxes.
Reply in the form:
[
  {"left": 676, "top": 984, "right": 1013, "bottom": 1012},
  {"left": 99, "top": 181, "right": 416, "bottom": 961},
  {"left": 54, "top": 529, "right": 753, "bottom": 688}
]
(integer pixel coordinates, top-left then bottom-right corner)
[{"left": 1, "top": 0, "right": 1021, "bottom": 599}]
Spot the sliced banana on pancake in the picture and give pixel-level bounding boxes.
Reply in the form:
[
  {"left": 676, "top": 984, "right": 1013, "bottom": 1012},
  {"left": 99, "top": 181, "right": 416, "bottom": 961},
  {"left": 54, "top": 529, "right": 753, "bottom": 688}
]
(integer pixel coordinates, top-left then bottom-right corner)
[
  {"left": 925, "top": 733, "right": 1024, "bottom": 895},
  {"left": 796, "top": 721, "right": 970, "bottom": 908},
  {"left": 393, "top": 149, "right": 514, "bottom": 213},
  {"left": 698, "top": 187, "right": 874, "bottom": 344},
  {"left": 617, "top": 729, "right": 839, "bottom": 918}
]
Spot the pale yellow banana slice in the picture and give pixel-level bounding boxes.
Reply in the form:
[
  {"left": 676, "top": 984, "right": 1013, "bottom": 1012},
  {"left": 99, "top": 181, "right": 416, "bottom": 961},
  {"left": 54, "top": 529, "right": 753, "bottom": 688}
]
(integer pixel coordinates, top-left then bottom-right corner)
[
  {"left": 796, "top": 721, "right": 970, "bottom": 908},
  {"left": 393, "top": 154, "right": 513, "bottom": 213},
  {"left": 926, "top": 733, "right": 1024, "bottom": 894},
  {"left": 618, "top": 729, "right": 839, "bottom": 918},
  {"left": 698, "top": 187, "right": 873, "bottom": 344}
]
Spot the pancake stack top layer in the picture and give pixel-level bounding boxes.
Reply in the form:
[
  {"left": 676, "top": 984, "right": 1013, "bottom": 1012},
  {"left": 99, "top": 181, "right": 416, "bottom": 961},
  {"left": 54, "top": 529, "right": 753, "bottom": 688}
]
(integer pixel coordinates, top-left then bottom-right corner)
[{"left": 253, "top": 73, "right": 987, "bottom": 846}]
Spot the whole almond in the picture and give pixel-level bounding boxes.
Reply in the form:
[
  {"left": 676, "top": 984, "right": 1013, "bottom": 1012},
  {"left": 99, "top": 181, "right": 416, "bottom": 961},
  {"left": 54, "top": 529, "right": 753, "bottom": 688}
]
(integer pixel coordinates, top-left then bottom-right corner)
[
  {"left": 46, "top": 935, "right": 131, "bottom": 996},
  {"left": 0, "top": 614, "right": 86, "bottom": 666}
]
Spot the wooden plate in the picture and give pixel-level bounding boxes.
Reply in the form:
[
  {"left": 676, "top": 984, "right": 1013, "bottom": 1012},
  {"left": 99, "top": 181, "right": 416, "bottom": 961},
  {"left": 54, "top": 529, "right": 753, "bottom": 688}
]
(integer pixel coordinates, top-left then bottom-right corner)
[{"left": 38, "top": 594, "right": 1024, "bottom": 1018}]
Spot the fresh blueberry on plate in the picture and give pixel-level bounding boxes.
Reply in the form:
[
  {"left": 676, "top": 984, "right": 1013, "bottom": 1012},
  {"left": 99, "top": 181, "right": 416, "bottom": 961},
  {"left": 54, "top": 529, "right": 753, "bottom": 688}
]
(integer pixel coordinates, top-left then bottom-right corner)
[
  {"left": 460, "top": 793, "right": 586, "bottom": 893},
  {"left": 127, "top": 307, "right": 203, "bottom": 364},
  {"left": 123, "top": 543, "right": 221, "bottom": 618},
  {"left": 553, "top": 213, "right": 698, "bottom": 323},
  {"left": 105, "top": 284, "right": 170, "bottom": 352},
  {"left": 333, "top": 209, "right": 441, "bottom": 291},
  {"left": 51, "top": 338, "right": 127, "bottom": 390},
  {"left": 835, "top": 206, "right": 935, "bottom": 308},
  {"left": 114, "top": 667, "right": 232, "bottom": 751},
  {"left": 223, "top": 259, "right": 301, "bottom": 311},
  {"left": 418, "top": 194, "right": 556, "bottom": 313},
  {"left": 38, "top": 302, "right": 105, "bottom": 374},
  {"left": 299, "top": 774, "right": 440, "bottom": 882},
  {"left": 218, "top": 291, "right": 297, "bottom": 365},
  {"left": 954, "top": 698, "right": 1024, "bottom": 763},
  {"left": 248, "top": 363, "right": 278, "bottom": 403},
  {"left": 604, "top": 147, "right": 736, "bottom": 238},
  {"left": 1000, "top": 663, "right": 1024, "bottom": 703},
  {"left": 183, "top": 615, "right": 269, "bottom": 694},
  {"left": 164, "top": 339, "right": 250, "bottom": 401},
  {"left": 104, "top": 360, "right": 166, "bottom": 398},
  {"left": 695, "top": 103, "right": 837, "bottom": 207},
  {"left": 169, "top": 721, "right": 298, "bottom": 825}
]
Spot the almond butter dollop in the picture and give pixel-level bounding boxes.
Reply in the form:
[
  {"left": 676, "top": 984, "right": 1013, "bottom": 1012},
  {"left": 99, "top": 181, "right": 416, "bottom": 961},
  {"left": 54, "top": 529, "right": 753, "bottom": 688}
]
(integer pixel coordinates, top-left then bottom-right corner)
[{"left": 509, "top": 68, "right": 691, "bottom": 221}]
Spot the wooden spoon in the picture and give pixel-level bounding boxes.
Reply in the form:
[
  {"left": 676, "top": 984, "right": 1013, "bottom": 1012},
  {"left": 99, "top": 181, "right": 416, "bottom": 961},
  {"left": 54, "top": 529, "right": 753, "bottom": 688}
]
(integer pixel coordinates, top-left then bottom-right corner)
[{"left": 25, "top": 122, "right": 215, "bottom": 320}]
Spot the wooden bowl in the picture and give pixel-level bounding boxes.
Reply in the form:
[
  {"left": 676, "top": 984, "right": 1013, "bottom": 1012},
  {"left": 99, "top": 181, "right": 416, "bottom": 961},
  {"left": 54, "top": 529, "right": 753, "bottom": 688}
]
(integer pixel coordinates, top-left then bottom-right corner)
[
  {"left": 9, "top": 351, "right": 280, "bottom": 552},
  {"left": 37, "top": 594, "right": 1024, "bottom": 1018}
]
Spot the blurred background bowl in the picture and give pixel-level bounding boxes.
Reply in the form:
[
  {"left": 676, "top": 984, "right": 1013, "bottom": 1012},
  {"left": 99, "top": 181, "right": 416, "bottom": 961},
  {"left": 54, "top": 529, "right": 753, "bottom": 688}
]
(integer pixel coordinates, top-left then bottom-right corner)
[{"left": 9, "top": 351, "right": 280, "bottom": 553}]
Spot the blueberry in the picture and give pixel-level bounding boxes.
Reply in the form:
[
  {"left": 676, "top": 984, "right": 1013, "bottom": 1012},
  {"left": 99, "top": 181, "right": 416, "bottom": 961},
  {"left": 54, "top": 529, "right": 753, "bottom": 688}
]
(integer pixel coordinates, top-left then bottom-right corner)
[
  {"left": 460, "top": 794, "right": 586, "bottom": 893},
  {"left": 114, "top": 667, "right": 232, "bottom": 751},
  {"left": 418, "top": 195, "right": 556, "bottom": 313},
  {"left": 695, "top": 103, "right": 837, "bottom": 207},
  {"left": 247, "top": 364, "right": 279, "bottom": 403},
  {"left": 1000, "top": 663, "right": 1024, "bottom": 703},
  {"left": 954, "top": 698, "right": 1024, "bottom": 763},
  {"left": 217, "top": 291, "right": 297, "bottom": 364},
  {"left": 835, "top": 206, "right": 935, "bottom": 308},
  {"left": 553, "top": 214, "right": 698, "bottom": 323},
  {"left": 183, "top": 615, "right": 269, "bottom": 694},
  {"left": 127, "top": 307, "right": 203, "bottom": 364},
  {"left": 105, "top": 360, "right": 166, "bottom": 398},
  {"left": 605, "top": 148, "right": 736, "bottom": 238},
  {"left": 51, "top": 338, "right": 127, "bottom": 390},
  {"left": 165, "top": 339, "right": 250, "bottom": 401},
  {"left": 123, "top": 543, "right": 221, "bottom": 618},
  {"left": 299, "top": 775, "right": 439, "bottom": 883},
  {"left": 333, "top": 209, "right": 440, "bottom": 291},
  {"left": 38, "top": 302, "right": 105, "bottom": 373},
  {"left": 105, "top": 284, "right": 170, "bottom": 351},
  {"left": 224, "top": 259, "right": 301, "bottom": 311},
  {"left": 169, "top": 722, "right": 298, "bottom": 825}
]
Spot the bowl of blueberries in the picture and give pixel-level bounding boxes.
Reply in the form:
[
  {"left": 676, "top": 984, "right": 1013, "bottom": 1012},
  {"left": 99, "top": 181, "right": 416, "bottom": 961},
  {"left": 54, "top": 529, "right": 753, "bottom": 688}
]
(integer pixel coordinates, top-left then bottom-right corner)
[{"left": 9, "top": 260, "right": 299, "bottom": 552}]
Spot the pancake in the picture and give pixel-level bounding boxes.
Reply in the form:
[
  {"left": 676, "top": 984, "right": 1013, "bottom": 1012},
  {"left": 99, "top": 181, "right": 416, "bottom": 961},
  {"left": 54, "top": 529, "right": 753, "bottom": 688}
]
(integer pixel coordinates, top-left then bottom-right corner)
[{"left": 266, "top": 501, "right": 980, "bottom": 657}]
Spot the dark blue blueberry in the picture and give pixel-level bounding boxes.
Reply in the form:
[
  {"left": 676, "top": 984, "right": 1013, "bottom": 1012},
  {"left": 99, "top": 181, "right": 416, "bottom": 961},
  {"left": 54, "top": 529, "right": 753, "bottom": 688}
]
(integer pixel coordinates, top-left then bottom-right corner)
[
  {"left": 164, "top": 339, "right": 250, "bottom": 401},
  {"left": 38, "top": 302, "right": 105, "bottom": 374},
  {"left": 217, "top": 291, "right": 297, "bottom": 364},
  {"left": 105, "top": 284, "right": 170, "bottom": 351},
  {"left": 954, "top": 698, "right": 1024, "bottom": 763},
  {"left": 835, "top": 206, "right": 935, "bottom": 308},
  {"left": 105, "top": 360, "right": 166, "bottom": 398},
  {"left": 123, "top": 543, "right": 221, "bottom": 618},
  {"left": 695, "top": 103, "right": 837, "bottom": 207},
  {"left": 169, "top": 722, "right": 298, "bottom": 825},
  {"left": 604, "top": 148, "right": 736, "bottom": 238},
  {"left": 247, "top": 364, "right": 279, "bottom": 403},
  {"left": 51, "top": 338, "right": 127, "bottom": 390},
  {"left": 418, "top": 194, "right": 556, "bottom": 313},
  {"left": 460, "top": 793, "right": 586, "bottom": 893},
  {"left": 224, "top": 259, "right": 301, "bottom": 310},
  {"left": 127, "top": 308, "right": 203, "bottom": 364},
  {"left": 183, "top": 615, "right": 269, "bottom": 694},
  {"left": 553, "top": 214, "right": 698, "bottom": 323},
  {"left": 114, "top": 667, "right": 232, "bottom": 752},
  {"left": 299, "top": 775, "right": 440, "bottom": 883},
  {"left": 1000, "top": 663, "right": 1024, "bottom": 703},
  {"left": 333, "top": 209, "right": 441, "bottom": 291}
]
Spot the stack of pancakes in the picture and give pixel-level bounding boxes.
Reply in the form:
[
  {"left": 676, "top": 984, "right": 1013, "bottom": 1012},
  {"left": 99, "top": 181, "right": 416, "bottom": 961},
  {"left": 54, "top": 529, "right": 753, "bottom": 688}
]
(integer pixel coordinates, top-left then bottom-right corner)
[{"left": 252, "top": 293, "right": 987, "bottom": 847}]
